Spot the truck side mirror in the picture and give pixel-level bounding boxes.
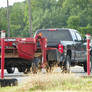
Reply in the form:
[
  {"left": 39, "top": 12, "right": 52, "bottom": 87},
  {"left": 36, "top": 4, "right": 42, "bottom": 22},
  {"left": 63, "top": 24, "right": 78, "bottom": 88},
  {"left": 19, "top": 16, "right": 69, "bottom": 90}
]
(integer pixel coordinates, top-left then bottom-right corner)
[
  {"left": 74, "top": 40, "right": 78, "bottom": 42},
  {"left": 82, "top": 37, "right": 86, "bottom": 43}
]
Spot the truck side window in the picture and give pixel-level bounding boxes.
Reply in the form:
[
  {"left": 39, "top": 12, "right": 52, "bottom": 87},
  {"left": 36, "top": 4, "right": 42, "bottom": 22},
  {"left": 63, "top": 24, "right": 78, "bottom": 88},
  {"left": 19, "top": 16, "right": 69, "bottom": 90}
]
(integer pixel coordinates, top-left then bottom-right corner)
[
  {"left": 75, "top": 32, "right": 82, "bottom": 41},
  {"left": 70, "top": 30, "right": 77, "bottom": 41}
]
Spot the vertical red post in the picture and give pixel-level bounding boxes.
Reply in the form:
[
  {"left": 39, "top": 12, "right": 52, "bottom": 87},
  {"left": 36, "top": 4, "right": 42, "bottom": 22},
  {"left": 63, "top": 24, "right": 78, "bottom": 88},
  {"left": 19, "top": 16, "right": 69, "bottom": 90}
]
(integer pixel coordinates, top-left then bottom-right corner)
[
  {"left": 39, "top": 38, "right": 47, "bottom": 68},
  {"left": 36, "top": 33, "right": 47, "bottom": 73},
  {"left": 40, "top": 38, "right": 47, "bottom": 73},
  {"left": 1, "top": 30, "right": 5, "bottom": 79},
  {"left": 42, "top": 38, "right": 47, "bottom": 68},
  {"left": 86, "top": 34, "right": 90, "bottom": 75}
]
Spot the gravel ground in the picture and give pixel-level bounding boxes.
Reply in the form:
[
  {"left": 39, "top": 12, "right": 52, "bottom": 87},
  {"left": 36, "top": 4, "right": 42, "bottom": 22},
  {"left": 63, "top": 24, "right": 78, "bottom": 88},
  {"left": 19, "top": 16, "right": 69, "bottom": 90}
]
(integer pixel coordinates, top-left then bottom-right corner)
[{"left": 0, "top": 66, "right": 92, "bottom": 84}]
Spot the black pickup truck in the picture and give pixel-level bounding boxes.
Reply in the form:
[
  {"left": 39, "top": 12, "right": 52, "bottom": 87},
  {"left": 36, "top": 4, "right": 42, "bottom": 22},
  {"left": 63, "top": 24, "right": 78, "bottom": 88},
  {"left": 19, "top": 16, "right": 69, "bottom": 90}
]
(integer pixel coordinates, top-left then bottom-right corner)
[{"left": 35, "top": 28, "right": 92, "bottom": 72}]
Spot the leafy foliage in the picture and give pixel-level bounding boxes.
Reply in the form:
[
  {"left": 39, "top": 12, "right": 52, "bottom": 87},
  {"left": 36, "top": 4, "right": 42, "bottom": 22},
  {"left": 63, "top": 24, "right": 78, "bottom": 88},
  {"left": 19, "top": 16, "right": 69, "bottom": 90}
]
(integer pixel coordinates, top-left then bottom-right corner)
[
  {"left": 67, "top": 16, "right": 80, "bottom": 29},
  {"left": 0, "top": 0, "right": 92, "bottom": 37}
]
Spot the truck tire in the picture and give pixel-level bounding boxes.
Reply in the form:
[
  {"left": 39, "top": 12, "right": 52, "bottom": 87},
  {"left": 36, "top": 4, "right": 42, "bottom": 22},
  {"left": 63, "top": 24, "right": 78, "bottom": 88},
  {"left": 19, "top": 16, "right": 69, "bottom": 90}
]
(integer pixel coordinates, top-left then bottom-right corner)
[
  {"left": 7, "top": 67, "right": 15, "bottom": 74},
  {"left": 23, "top": 67, "right": 31, "bottom": 74},
  {"left": 83, "top": 56, "right": 92, "bottom": 72},
  {"left": 18, "top": 67, "right": 22, "bottom": 72},
  {"left": 83, "top": 62, "right": 87, "bottom": 72},
  {"left": 64, "top": 55, "right": 71, "bottom": 73}
]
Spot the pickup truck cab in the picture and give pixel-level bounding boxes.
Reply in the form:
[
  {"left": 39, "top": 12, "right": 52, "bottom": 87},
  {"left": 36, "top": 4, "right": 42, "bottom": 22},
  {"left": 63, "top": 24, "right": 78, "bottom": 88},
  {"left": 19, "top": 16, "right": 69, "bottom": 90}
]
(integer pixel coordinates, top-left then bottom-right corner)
[{"left": 35, "top": 28, "right": 92, "bottom": 72}]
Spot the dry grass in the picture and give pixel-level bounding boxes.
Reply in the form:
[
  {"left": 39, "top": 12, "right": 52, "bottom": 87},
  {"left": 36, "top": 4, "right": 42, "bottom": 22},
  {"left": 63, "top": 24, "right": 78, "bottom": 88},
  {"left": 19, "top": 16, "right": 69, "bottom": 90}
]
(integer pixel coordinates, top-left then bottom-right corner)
[{"left": 0, "top": 73, "right": 92, "bottom": 92}]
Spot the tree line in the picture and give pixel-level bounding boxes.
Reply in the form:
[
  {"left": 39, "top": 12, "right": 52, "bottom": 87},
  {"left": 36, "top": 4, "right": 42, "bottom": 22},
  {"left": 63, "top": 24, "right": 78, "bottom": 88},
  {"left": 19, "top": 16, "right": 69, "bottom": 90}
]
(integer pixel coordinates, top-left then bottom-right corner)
[{"left": 0, "top": 0, "right": 92, "bottom": 37}]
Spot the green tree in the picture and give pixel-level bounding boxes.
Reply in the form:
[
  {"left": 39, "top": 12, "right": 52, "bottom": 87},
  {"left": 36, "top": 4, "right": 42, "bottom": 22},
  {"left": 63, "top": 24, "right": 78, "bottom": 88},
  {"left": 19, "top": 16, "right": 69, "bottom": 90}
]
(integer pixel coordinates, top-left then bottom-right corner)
[
  {"left": 0, "top": 8, "right": 7, "bottom": 31},
  {"left": 10, "top": 2, "right": 25, "bottom": 37},
  {"left": 79, "top": 24, "right": 92, "bottom": 35},
  {"left": 67, "top": 16, "right": 80, "bottom": 29},
  {"left": 0, "top": 0, "right": 92, "bottom": 36}
]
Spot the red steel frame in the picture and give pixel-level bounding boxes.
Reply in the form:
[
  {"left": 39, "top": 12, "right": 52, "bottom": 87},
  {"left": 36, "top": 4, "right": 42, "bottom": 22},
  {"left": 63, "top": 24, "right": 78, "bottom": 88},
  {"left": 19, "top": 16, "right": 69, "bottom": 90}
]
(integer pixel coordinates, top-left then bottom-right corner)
[
  {"left": 35, "top": 33, "right": 47, "bottom": 68},
  {"left": 0, "top": 31, "right": 47, "bottom": 79},
  {"left": 39, "top": 38, "right": 47, "bottom": 68}
]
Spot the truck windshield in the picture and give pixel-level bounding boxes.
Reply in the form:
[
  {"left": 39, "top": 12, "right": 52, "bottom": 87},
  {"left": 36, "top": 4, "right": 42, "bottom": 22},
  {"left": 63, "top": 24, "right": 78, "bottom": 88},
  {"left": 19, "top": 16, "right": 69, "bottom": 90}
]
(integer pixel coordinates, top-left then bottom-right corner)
[{"left": 37, "top": 29, "right": 73, "bottom": 41}]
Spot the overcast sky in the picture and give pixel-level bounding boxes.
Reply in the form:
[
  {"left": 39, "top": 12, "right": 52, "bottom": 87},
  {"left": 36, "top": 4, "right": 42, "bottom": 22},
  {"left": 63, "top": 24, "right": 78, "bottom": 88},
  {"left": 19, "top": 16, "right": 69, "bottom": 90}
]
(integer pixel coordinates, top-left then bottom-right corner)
[{"left": 0, "top": 0, "right": 25, "bottom": 8}]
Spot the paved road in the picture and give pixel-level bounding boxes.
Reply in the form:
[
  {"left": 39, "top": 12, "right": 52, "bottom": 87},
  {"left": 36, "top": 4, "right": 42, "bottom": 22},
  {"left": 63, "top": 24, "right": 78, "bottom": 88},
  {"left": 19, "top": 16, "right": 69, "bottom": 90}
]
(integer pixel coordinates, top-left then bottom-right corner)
[
  {"left": 71, "top": 66, "right": 92, "bottom": 76},
  {"left": 0, "top": 69, "right": 29, "bottom": 84},
  {"left": 0, "top": 66, "right": 92, "bottom": 84}
]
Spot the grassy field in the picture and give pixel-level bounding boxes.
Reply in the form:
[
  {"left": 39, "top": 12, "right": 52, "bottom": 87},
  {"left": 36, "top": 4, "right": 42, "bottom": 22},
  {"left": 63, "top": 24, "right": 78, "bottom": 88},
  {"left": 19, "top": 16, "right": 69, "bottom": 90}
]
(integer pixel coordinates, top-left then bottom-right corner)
[{"left": 0, "top": 73, "right": 92, "bottom": 92}]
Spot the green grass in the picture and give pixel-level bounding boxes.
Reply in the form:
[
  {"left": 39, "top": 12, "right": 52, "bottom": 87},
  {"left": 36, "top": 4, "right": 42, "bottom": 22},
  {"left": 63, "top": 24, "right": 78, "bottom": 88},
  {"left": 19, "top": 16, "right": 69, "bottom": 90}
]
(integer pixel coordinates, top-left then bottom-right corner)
[{"left": 0, "top": 73, "right": 92, "bottom": 92}]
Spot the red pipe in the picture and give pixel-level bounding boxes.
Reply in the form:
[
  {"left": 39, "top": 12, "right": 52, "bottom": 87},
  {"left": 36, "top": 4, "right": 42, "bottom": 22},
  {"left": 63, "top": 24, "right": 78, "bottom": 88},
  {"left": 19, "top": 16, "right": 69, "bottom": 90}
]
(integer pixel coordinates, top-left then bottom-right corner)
[
  {"left": 86, "top": 34, "right": 90, "bottom": 75},
  {"left": 1, "top": 31, "right": 5, "bottom": 79},
  {"left": 42, "top": 38, "right": 47, "bottom": 67},
  {"left": 39, "top": 38, "right": 47, "bottom": 68}
]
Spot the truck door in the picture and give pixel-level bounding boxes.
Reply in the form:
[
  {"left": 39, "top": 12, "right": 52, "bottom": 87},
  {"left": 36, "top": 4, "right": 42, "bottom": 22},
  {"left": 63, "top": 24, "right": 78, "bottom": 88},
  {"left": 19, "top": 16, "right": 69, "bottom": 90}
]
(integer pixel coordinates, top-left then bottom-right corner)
[{"left": 75, "top": 32, "right": 86, "bottom": 61}]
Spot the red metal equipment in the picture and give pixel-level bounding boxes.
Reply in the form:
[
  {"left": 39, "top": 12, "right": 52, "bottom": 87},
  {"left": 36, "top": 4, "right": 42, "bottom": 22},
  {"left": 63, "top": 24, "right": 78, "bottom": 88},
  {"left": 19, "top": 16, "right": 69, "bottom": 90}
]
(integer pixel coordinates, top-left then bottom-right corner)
[
  {"left": 86, "top": 34, "right": 90, "bottom": 75},
  {"left": 17, "top": 34, "right": 47, "bottom": 64},
  {"left": 0, "top": 31, "right": 47, "bottom": 74},
  {"left": 17, "top": 38, "right": 36, "bottom": 60},
  {"left": 34, "top": 33, "right": 47, "bottom": 68},
  {"left": 39, "top": 38, "right": 47, "bottom": 68}
]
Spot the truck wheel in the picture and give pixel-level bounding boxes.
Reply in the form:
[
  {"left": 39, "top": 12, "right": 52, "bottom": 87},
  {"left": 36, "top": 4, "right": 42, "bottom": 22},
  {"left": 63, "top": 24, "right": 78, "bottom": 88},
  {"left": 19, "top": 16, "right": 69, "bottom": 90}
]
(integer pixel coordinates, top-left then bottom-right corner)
[
  {"left": 23, "top": 67, "right": 31, "bottom": 74},
  {"left": 18, "top": 65, "right": 27, "bottom": 73},
  {"left": 18, "top": 67, "right": 22, "bottom": 72},
  {"left": 64, "top": 55, "right": 71, "bottom": 73},
  {"left": 7, "top": 67, "right": 15, "bottom": 74},
  {"left": 83, "top": 62, "right": 87, "bottom": 72},
  {"left": 83, "top": 56, "right": 92, "bottom": 72},
  {"left": 91, "top": 56, "right": 92, "bottom": 72}
]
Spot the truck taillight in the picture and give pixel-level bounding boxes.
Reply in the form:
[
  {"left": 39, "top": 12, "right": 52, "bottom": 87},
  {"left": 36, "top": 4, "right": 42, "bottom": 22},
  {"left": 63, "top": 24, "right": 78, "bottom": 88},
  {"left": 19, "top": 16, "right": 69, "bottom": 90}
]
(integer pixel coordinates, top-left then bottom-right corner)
[
  {"left": 58, "top": 44, "right": 63, "bottom": 53},
  {"left": 48, "top": 29, "right": 56, "bottom": 31}
]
